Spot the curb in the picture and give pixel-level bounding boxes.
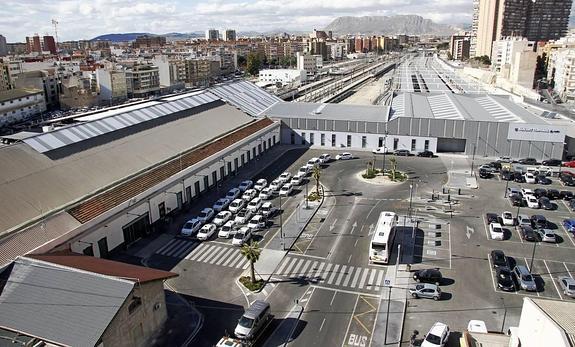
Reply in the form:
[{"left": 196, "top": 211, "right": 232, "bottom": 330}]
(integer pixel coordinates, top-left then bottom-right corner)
[{"left": 397, "top": 298, "right": 408, "bottom": 347}]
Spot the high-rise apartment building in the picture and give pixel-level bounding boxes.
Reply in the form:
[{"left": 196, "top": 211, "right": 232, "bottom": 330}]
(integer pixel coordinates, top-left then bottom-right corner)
[
  {"left": 474, "top": 0, "right": 572, "bottom": 58},
  {"left": 0, "top": 35, "right": 7, "bottom": 57},
  {"left": 125, "top": 64, "right": 160, "bottom": 98},
  {"left": 471, "top": 0, "right": 480, "bottom": 56},
  {"left": 25, "top": 35, "right": 57, "bottom": 54},
  {"left": 450, "top": 35, "right": 471, "bottom": 60},
  {"left": 548, "top": 48, "right": 575, "bottom": 102},
  {"left": 205, "top": 29, "right": 219, "bottom": 41},
  {"left": 223, "top": 29, "right": 237, "bottom": 41}
]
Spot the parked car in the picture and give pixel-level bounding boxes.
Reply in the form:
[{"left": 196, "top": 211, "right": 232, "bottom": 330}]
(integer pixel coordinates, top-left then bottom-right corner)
[
  {"left": 547, "top": 189, "right": 561, "bottom": 200},
  {"left": 394, "top": 149, "right": 410, "bottom": 156},
  {"left": 197, "top": 224, "right": 217, "bottom": 241},
  {"left": 417, "top": 150, "right": 434, "bottom": 158},
  {"left": 336, "top": 152, "right": 353, "bottom": 160},
  {"left": 559, "top": 276, "right": 575, "bottom": 297},
  {"left": 501, "top": 211, "right": 515, "bottom": 226},
  {"left": 247, "top": 197, "right": 263, "bottom": 213},
  {"left": 409, "top": 283, "right": 441, "bottom": 300},
  {"left": 560, "top": 172, "right": 575, "bottom": 186},
  {"left": 509, "top": 195, "right": 523, "bottom": 207},
  {"left": 218, "top": 220, "right": 237, "bottom": 238},
  {"left": 498, "top": 156, "right": 512, "bottom": 163},
  {"left": 539, "top": 196, "right": 554, "bottom": 210},
  {"left": 526, "top": 195, "right": 539, "bottom": 209},
  {"left": 531, "top": 215, "right": 548, "bottom": 229},
  {"left": 229, "top": 199, "right": 246, "bottom": 213},
  {"left": 298, "top": 165, "right": 311, "bottom": 176},
  {"left": 238, "top": 180, "right": 253, "bottom": 192},
  {"left": 226, "top": 188, "right": 241, "bottom": 201},
  {"left": 198, "top": 208, "right": 215, "bottom": 223},
  {"left": 513, "top": 171, "right": 526, "bottom": 183},
  {"left": 496, "top": 268, "right": 516, "bottom": 291},
  {"left": 518, "top": 158, "right": 539, "bottom": 165},
  {"left": 291, "top": 173, "right": 304, "bottom": 186},
  {"left": 507, "top": 187, "right": 522, "bottom": 197},
  {"left": 413, "top": 269, "right": 443, "bottom": 285},
  {"left": 513, "top": 265, "right": 537, "bottom": 291},
  {"left": 181, "top": 219, "right": 202, "bottom": 237},
  {"left": 501, "top": 170, "right": 514, "bottom": 181},
  {"left": 570, "top": 200, "right": 575, "bottom": 211},
  {"left": 259, "top": 187, "right": 274, "bottom": 200},
  {"left": 519, "top": 225, "right": 540, "bottom": 242},
  {"left": 488, "top": 161, "right": 502, "bottom": 171},
  {"left": 421, "top": 322, "right": 450, "bottom": 347},
  {"left": 213, "top": 198, "right": 231, "bottom": 212},
  {"left": 232, "top": 227, "right": 252, "bottom": 246},
  {"left": 563, "top": 219, "right": 575, "bottom": 233},
  {"left": 486, "top": 213, "right": 500, "bottom": 224},
  {"left": 561, "top": 191, "right": 574, "bottom": 200},
  {"left": 517, "top": 214, "right": 532, "bottom": 226},
  {"left": 279, "top": 183, "right": 293, "bottom": 197},
  {"left": 260, "top": 202, "right": 278, "bottom": 218},
  {"left": 318, "top": 153, "right": 332, "bottom": 163},
  {"left": 253, "top": 179, "right": 268, "bottom": 191},
  {"left": 247, "top": 215, "right": 267, "bottom": 232},
  {"left": 479, "top": 168, "right": 492, "bottom": 179},
  {"left": 242, "top": 189, "right": 258, "bottom": 202},
  {"left": 536, "top": 175, "right": 552, "bottom": 185},
  {"left": 525, "top": 173, "right": 536, "bottom": 184},
  {"left": 533, "top": 188, "right": 547, "bottom": 198},
  {"left": 213, "top": 211, "right": 233, "bottom": 227},
  {"left": 564, "top": 161, "right": 575, "bottom": 168},
  {"left": 372, "top": 147, "right": 388, "bottom": 155},
  {"left": 306, "top": 157, "right": 320, "bottom": 168},
  {"left": 489, "top": 222, "right": 505, "bottom": 240},
  {"left": 490, "top": 250, "right": 509, "bottom": 268},
  {"left": 278, "top": 172, "right": 292, "bottom": 184},
  {"left": 535, "top": 228, "right": 556, "bottom": 243},
  {"left": 269, "top": 179, "right": 283, "bottom": 192},
  {"left": 542, "top": 158, "right": 562, "bottom": 166},
  {"left": 234, "top": 208, "right": 254, "bottom": 225}
]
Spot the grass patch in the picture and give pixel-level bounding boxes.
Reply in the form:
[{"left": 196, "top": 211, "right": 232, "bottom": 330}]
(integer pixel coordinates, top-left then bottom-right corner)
[
  {"left": 382, "top": 170, "right": 408, "bottom": 182},
  {"left": 307, "top": 191, "right": 321, "bottom": 201},
  {"left": 362, "top": 168, "right": 377, "bottom": 179},
  {"left": 239, "top": 276, "right": 265, "bottom": 291}
]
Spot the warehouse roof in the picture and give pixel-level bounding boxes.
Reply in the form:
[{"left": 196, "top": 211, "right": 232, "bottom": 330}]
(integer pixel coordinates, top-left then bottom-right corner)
[
  {"left": 0, "top": 256, "right": 134, "bottom": 347},
  {"left": 390, "top": 92, "right": 549, "bottom": 124},
  {"left": 530, "top": 298, "right": 575, "bottom": 345},
  {"left": 211, "top": 80, "right": 282, "bottom": 116},
  {"left": 265, "top": 101, "right": 390, "bottom": 122}
]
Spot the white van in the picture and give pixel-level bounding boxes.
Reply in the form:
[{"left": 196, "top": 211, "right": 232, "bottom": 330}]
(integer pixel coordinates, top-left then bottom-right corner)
[{"left": 234, "top": 300, "right": 271, "bottom": 340}]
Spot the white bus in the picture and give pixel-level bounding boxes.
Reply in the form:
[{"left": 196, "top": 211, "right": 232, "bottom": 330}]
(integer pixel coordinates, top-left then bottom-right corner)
[{"left": 369, "top": 211, "right": 398, "bottom": 264}]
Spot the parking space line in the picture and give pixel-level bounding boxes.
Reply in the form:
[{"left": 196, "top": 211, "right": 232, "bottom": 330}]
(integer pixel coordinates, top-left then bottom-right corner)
[
  {"left": 513, "top": 226, "right": 524, "bottom": 243},
  {"left": 524, "top": 257, "right": 540, "bottom": 297},
  {"left": 544, "top": 260, "right": 563, "bottom": 301},
  {"left": 564, "top": 263, "right": 574, "bottom": 278},
  {"left": 487, "top": 253, "right": 498, "bottom": 292}
]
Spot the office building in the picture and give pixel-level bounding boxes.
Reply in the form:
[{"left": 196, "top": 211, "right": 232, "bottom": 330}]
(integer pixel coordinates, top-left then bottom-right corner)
[
  {"left": 223, "top": 29, "right": 237, "bottom": 41},
  {"left": 450, "top": 35, "right": 471, "bottom": 60},
  {"left": 205, "top": 29, "right": 219, "bottom": 41},
  {"left": 0, "top": 35, "right": 7, "bottom": 57},
  {"left": 125, "top": 64, "right": 160, "bottom": 98},
  {"left": 474, "top": 0, "right": 572, "bottom": 58}
]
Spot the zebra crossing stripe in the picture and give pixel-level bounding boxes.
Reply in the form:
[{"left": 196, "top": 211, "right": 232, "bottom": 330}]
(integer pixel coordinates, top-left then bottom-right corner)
[
  {"left": 375, "top": 270, "right": 385, "bottom": 290},
  {"left": 283, "top": 258, "right": 299, "bottom": 276},
  {"left": 156, "top": 239, "right": 178, "bottom": 254},
  {"left": 215, "top": 248, "right": 236, "bottom": 266},
  {"left": 321, "top": 263, "right": 333, "bottom": 283},
  {"left": 188, "top": 244, "right": 212, "bottom": 261},
  {"left": 208, "top": 247, "right": 229, "bottom": 264},
  {"left": 342, "top": 266, "right": 355, "bottom": 287},
  {"left": 312, "top": 262, "right": 326, "bottom": 280},
  {"left": 177, "top": 242, "right": 197, "bottom": 258},
  {"left": 196, "top": 245, "right": 217, "bottom": 262},
  {"left": 326, "top": 264, "right": 340, "bottom": 284},
  {"left": 299, "top": 260, "right": 314, "bottom": 278},
  {"left": 335, "top": 265, "right": 347, "bottom": 286},
  {"left": 241, "top": 259, "right": 250, "bottom": 269},
  {"left": 229, "top": 252, "right": 245, "bottom": 268},
  {"left": 290, "top": 259, "right": 306, "bottom": 277},
  {"left": 202, "top": 246, "right": 223, "bottom": 264},
  {"left": 358, "top": 269, "right": 370, "bottom": 289},
  {"left": 276, "top": 257, "right": 292, "bottom": 275},
  {"left": 351, "top": 268, "right": 363, "bottom": 288},
  {"left": 159, "top": 239, "right": 185, "bottom": 256},
  {"left": 366, "top": 269, "right": 377, "bottom": 290},
  {"left": 222, "top": 249, "right": 241, "bottom": 267},
  {"left": 166, "top": 241, "right": 191, "bottom": 257}
]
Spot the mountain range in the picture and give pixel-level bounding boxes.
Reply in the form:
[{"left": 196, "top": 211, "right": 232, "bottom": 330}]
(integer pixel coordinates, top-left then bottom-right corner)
[{"left": 324, "top": 15, "right": 460, "bottom": 36}]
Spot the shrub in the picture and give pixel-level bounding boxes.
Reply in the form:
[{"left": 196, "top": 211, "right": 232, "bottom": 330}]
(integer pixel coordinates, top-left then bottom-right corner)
[{"left": 239, "top": 276, "right": 264, "bottom": 291}]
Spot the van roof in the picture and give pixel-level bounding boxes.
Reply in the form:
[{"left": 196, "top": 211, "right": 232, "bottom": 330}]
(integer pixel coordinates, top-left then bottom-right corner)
[{"left": 243, "top": 300, "right": 270, "bottom": 319}]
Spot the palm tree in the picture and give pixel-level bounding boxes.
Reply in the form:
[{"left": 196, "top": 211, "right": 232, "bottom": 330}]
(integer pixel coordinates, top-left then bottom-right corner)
[
  {"left": 312, "top": 164, "right": 321, "bottom": 196},
  {"left": 389, "top": 156, "right": 397, "bottom": 181},
  {"left": 241, "top": 240, "right": 261, "bottom": 284}
]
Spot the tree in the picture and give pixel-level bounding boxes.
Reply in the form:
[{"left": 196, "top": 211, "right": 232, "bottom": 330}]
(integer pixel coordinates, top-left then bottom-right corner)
[
  {"left": 241, "top": 241, "right": 261, "bottom": 284},
  {"left": 312, "top": 164, "right": 322, "bottom": 196},
  {"left": 246, "top": 53, "right": 262, "bottom": 76},
  {"left": 237, "top": 55, "right": 247, "bottom": 68},
  {"left": 389, "top": 156, "right": 397, "bottom": 181}
]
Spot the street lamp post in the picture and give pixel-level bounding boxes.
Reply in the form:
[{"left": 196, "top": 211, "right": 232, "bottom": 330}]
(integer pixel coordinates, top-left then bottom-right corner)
[
  {"left": 305, "top": 179, "right": 309, "bottom": 209},
  {"left": 504, "top": 178, "right": 510, "bottom": 198},
  {"left": 384, "top": 285, "right": 392, "bottom": 345},
  {"left": 279, "top": 193, "right": 284, "bottom": 251},
  {"left": 500, "top": 297, "right": 507, "bottom": 333},
  {"left": 529, "top": 238, "right": 537, "bottom": 272},
  {"left": 470, "top": 143, "right": 477, "bottom": 177},
  {"left": 408, "top": 183, "right": 414, "bottom": 220}
]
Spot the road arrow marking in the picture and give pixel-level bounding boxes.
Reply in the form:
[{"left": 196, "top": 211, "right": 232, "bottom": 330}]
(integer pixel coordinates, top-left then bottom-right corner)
[
  {"left": 350, "top": 221, "right": 358, "bottom": 234},
  {"left": 466, "top": 226, "right": 475, "bottom": 239},
  {"left": 368, "top": 224, "right": 375, "bottom": 236},
  {"left": 330, "top": 219, "right": 338, "bottom": 232}
]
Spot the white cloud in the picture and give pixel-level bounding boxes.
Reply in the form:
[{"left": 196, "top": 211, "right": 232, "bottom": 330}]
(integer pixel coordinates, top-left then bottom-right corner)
[{"left": 0, "top": 0, "right": 481, "bottom": 41}]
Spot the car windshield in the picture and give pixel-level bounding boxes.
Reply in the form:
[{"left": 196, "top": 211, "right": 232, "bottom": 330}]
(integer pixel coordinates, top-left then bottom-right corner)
[
  {"left": 222, "top": 226, "right": 231, "bottom": 231},
  {"left": 372, "top": 244, "right": 386, "bottom": 253},
  {"left": 493, "top": 227, "right": 502, "bottom": 233},
  {"left": 183, "top": 222, "right": 193, "bottom": 229},
  {"left": 238, "top": 316, "right": 254, "bottom": 328},
  {"left": 199, "top": 211, "right": 208, "bottom": 218},
  {"left": 234, "top": 232, "right": 245, "bottom": 239},
  {"left": 523, "top": 275, "right": 533, "bottom": 281},
  {"left": 425, "top": 334, "right": 441, "bottom": 344},
  {"left": 569, "top": 285, "right": 575, "bottom": 290}
]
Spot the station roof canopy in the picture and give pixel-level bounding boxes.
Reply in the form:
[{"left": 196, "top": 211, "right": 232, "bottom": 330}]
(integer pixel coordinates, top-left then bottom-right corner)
[{"left": 264, "top": 101, "right": 390, "bottom": 122}]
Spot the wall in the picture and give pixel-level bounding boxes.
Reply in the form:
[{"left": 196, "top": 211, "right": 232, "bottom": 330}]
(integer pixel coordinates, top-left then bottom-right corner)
[
  {"left": 516, "top": 299, "right": 571, "bottom": 347},
  {"left": 101, "top": 280, "right": 168, "bottom": 347},
  {"left": 69, "top": 122, "right": 280, "bottom": 257}
]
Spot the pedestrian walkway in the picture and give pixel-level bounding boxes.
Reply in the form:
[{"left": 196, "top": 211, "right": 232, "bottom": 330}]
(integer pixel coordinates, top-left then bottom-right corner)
[
  {"left": 154, "top": 237, "right": 198, "bottom": 258},
  {"left": 274, "top": 255, "right": 387, "bottom": 293}
]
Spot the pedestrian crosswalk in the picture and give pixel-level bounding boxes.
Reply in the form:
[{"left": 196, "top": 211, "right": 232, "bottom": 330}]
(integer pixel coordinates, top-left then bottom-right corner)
[
  {"left": 155, "top": 238, "right": 197, "bottom": 258},
  {"left": 187, "top": 242, "right": 249, "bottom": 269},
  {"left": 276, "top": 256, "right": 386, "bottom": 293}
]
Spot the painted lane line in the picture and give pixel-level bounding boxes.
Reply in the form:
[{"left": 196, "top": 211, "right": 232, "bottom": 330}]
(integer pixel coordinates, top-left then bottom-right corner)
[
  {"left": 177, "top": 243, "right": 197, "bottom": 258},
  {"left": 544, "top": 260, "right": 563, "bottom": 301},
  {"left": 311, "top": 285, "right": 380, "bottom": 298},
  {"left": 330, "top": 291, "right": 337, "bottom": 306},
  {"left": 487, "top": 253, "right": 498, "bottom": 292},
  {"left": 341, "top": 295, "right": 361, "bottom": 347},
  {"left": 160, "top": 240, "right": 185, "bottom": 256},
  {"left": 564, "top": 262, "right": 574, "bottom": 278},
  {"left": 319, "top": 318, "right": 326, "bottom": 332}
]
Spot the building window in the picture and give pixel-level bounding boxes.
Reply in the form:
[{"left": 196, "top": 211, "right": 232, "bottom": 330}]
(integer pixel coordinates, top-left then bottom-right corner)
[
  {"left": 301, "top": 132, "right": 306, "bottom": 145},
  {"left": 362, "top": 136, "right": 367, "bottom": 148},
  {"left": 290, "top": 132, "right": 295, "bottom": 144},
  {"left": 321, "top": 133, "right": 325, "bottom": 146},
  {"left": 331, "top": 134, "right": 336, "bottom": 147},
  {"left": 310, "top": 133, "right": 314, "bottom": 145},
  {"left": 347, "top": 135, "right": 352, "bottom": 147},
  {"left": 424, "top": 140, "right": 430, "bottom": 151},
  {"left": 273, "top": 135, "right": 276, "bottom": 144},
  {"left": 393, "top": 138, "right": 399, "bottom": 150},
  {"left": 411, "top": 139, "right": 416, "bottom": 151},
  {"left": 378, "top": 137, "right": 384, "bottom": 147},
  {"left": 128, "top": 296, "right": 142, "bottom": 314},
  {"left": 158, "top": 202, "right": 166, "bottom": 219}
]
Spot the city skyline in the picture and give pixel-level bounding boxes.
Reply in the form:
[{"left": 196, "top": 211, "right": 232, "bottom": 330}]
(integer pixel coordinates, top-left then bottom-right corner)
[{"left": 0, "top": 0, "right": 479, "bottom": 42}]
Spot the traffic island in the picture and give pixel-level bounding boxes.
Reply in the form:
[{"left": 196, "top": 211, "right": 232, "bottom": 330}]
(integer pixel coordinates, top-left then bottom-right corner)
[
  {"left": 356, "top": 169, "right": 407, "bottom": 185},
  {"left": 239, "top": 276, "right": 265, "bottom": 291}
]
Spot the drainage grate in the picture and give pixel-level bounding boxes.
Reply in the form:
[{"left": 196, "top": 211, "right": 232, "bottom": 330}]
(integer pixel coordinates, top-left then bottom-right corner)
[{"left": 320, "top": 218, "right": 326, "bottom": 223}]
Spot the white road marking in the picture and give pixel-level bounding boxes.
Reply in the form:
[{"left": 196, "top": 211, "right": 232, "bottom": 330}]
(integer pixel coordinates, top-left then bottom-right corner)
[
  {"left": 312, "top": 262, "right": 327, "bottom": 280},
  {"left": 327, "top": 264, "right": 341, "bottom": 284},
  {"left": 322, "top": 263, "right": 334, "bottom": 282},
  {"left": 487, "top": 253, "right": 498, "bottom": 292},
  {"left": 366, "top": 269, "right": 377, "bottom": 291},
  {"left": 319, "top": 318, "right": 326, "bottom": 332},
  {"left": 565, "top": 263, "right": 574, "bottom": 278},
  {"left": 358, "top": 269, "right": 370, "bottom": 289},
  {"left": 545, "top": 260, "right": 563, "bottom": 301},
  {"left": 330, "top": 291, "right": 337, "bottom": 306},
  {"left": 335, "top": 265, "right": 348, "bottom": 286},
  {"left": 348, "top": 254, "right": 353, "bottom": 263},
  {"left": 342, "top": 266, "right": 356, "bottom": 287},
  {"left": 351, "top": 268, "right": 363, "bottom": 288}
]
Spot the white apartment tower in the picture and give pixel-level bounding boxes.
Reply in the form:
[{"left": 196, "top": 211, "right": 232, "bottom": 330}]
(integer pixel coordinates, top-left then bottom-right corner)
[
  {"left": 223, "top": 29, "right": 237, "bottom": 41},
  {"left": 205, "top": 29, "right": 219, "bottom": 41}
]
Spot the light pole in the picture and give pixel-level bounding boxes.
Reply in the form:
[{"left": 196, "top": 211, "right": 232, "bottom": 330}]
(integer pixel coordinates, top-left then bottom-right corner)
[
  {"left": 470, "top": 142, "right": 477, "bottom": 177},
  {"left": 529, "top": 238, "right": 537, "bottom": 272},
  {"left": 515, "top": 187, "right": 522, "bottom": 221},
  {"left": 384, "top": 285, "right": 392, "bottom": 345},
  {"left": 279, "top": 193, "right": 284, "bottom": 250},
  {"left": 408, "top": 183, "right": 414, "bottom": 220},
  {"left": 500, "top": 297, "right": 507, "bottom": 333},
  {"left": 504, "top": 178, "right": 510, "bottom": 198},
  {"left": 305, "top": 179, "right": 309, "bottom": 209}
]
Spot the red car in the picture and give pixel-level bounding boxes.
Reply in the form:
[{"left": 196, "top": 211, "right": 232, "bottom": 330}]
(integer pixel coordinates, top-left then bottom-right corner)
[{"left": 564, "top": 161, "right": 575, "bottom": 168}]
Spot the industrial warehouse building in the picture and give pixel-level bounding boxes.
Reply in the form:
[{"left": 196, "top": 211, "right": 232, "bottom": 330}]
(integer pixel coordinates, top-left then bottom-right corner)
[
  {"left": 264, "top": 91, "right": 573, "bottom": 160},
  {"left": 0, "top": 81, "right": 280, "bottom": 265}
]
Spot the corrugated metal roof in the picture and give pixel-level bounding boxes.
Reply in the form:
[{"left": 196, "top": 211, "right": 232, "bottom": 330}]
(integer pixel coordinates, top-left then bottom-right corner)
[
  {"left": 0, "top": 256, "right": 133, "bottom": 347},
  {"left": 265, "top": 101, "right": 389, "bottom": 122},
  {"left": 23, "top": 91, "right": 220, "bottom": 153},
  {"left": 531, "top": 298, "right": 575, "bottom": 345},
  {"left": 211, "top": 80, "right": 281, "bottom": 116}
]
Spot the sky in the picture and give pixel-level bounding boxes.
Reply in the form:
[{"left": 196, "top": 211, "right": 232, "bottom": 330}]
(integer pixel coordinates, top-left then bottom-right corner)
[{"left": 0, "top": 0, "right": 477, "bottom": 41}]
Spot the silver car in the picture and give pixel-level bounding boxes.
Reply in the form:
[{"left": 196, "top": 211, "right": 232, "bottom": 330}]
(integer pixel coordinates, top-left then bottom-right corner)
[
  {"left": 409, "top": 283, "right": 441, "bottom": 301},
  {"left": 513, "top": 265, "right": 537, "bottom": 291},
  {"left": 559, "top": 276, "right": 575, "bottom": 297}
]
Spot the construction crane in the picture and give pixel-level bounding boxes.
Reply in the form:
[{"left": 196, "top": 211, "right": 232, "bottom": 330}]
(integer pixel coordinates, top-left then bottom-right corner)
[{"left": 51, "top": 19, "right": 59, "bottom": 54}]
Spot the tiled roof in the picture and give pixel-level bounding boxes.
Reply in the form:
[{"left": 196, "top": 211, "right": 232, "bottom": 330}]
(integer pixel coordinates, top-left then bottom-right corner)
[
  {"left": 29, "top": 253, "right": 177, "bottom": 284},
  {"left": 68, "top": 117, "right": 274, "bottom": 223}
]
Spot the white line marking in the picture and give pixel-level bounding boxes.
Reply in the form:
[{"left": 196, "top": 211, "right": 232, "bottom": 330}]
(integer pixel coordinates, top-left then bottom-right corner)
[
  {"left": 215, "top": 248, "right": 236, "bottom": 266},
  {"left": 196, "top": 245, "right": 218, "bottom": 262},
  {"left": 354, "top": 239, "right": 359, "bottom": 248},
  {"left": 322, "top": 263, "right": 334, "bottom": 282},
  {"left": 369, "top": 296, "right": 383, "bottom": 347},
  {"left": 299, "top": 260, "right": 314, "bottom": 277},
  {"left": 367, "top": 269, "right": 377, "bottom": 291},
  {"left": 335, "top": 265, "right": 348, "bottom": 286},
  {"left": 351, "top": 268, "right": 363, "bottom": 288},
  {"left": 565, "top": 263, "right": 574, "bottom": 278},
  {"left": 342, "top": 266, "right": 355, "bottom": 288},
  {"left": 187, "top": 243, "right": 209, "bottom": 260},
  {"left": 312, "top": 262, "right": 327, "bottom": 280},
  {"left": 311, "top": 285, "right": 380, "bottom": 298},
  {"left": 285, "top": 258, "right": 302, "bottom": 277},
  {"left": 487, "top": 253, "right": 498, "bottom": 292},
  {"left": 207, "top": 247, "right": 228, "bottom": 264},
  {"left": 341, "top": 295, "right": 360, "bottom": 347},
  {"left": 376, "top": 270, "right": 385, "bottom": 289},
  {"left": 319, "top": 318, "right": 326, "bottom": 332},
  {"left": 330, "top": 291, "right": 337, "bottom": 306},
  {"left": 358, "top": 269, "right": 370, "bottom": 289},
  {"left": 327, "top": 264, "right": 341, "bottom": 284},
  {"left": 545, "top": 260, "right": 563, "bottom": 301},
  {"left": 448, "top": 222, "right": 452, "bottom": 269},
  {"left": 222, "top": 248, "right": 241, "bottom": 267},
  {"left": 156, "top": 238, "right": 178, "bottom": 254},
  {"left": 348, "top": 254, "right": 353, "bottom": 263}
]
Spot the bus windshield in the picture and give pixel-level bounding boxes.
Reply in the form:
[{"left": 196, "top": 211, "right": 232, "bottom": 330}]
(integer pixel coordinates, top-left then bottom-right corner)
[{"left": 371, "top": 243, "right": 386, "bottom": 253}]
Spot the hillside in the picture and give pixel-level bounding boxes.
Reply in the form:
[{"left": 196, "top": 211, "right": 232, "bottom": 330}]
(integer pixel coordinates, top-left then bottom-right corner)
[{"left": 324, "top": 15, "right": 459, "bottom": 36}]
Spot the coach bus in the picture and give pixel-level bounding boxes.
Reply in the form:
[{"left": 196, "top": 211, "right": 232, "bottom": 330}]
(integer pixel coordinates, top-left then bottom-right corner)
[{"left": 369, "top": 211, "right": 398, "bottom": 264}]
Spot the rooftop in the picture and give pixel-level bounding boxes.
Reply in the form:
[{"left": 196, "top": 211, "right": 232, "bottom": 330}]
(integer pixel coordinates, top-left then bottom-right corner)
[
  {"left": 265, "top": 101, "right": 390, "bottom": 122},
  {"left": 530, "top": 297, "right": 575, "bottom": 345},
  {"left": 0, "top": 88, "right": 43, "bottom": 103}
]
